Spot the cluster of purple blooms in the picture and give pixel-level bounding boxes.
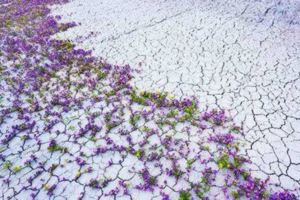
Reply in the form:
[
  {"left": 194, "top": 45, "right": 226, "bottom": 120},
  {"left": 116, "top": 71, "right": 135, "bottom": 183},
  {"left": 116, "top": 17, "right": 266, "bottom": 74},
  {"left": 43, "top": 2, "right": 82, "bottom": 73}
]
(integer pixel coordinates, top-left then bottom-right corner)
[
  {"left": 269, "top": 192, "right": 298, "bottom": 200},
  {"left": 0, "top": 0, "right": 298, "bottom": 199},
  {"left": 208, "top": 133, "right": 235, "bottom": 145}
]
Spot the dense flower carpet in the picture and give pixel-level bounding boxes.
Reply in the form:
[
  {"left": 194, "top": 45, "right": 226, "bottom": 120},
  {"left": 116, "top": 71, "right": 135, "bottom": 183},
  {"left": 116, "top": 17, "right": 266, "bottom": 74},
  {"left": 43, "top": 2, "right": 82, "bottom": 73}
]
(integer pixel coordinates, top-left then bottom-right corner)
[{"left": 0, "top": 0, "right": 298, "bottom": 199}]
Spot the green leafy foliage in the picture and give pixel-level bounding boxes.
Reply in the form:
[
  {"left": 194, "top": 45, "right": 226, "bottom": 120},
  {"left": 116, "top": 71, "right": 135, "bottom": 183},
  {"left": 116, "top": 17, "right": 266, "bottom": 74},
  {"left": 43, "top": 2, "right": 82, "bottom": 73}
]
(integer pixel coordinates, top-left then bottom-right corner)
[
  {"left": 3, "top": 161, "right": 12, "bottom": 170},
  {"left": 130, "top": 114, "right": 141, "bottom": 126},
  {"left": 217, "top": 154, "right": 230, "bottom": 169},
  {"left": 179, "top": 191, "right": 191, "bottom": 200},
  {"left": 48, "top": 144, "right": 67, "bottom": 153},
  {"left": 134, "top": 149, "right": 144, "bottom": 158},
  {"left": 12, "top": 166, "right": 22, "bottom": 174}
]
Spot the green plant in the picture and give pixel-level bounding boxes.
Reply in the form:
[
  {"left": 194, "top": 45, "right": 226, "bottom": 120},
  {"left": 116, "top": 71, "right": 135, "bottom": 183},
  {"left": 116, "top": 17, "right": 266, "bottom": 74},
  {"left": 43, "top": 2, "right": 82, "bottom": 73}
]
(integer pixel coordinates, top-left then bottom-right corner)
[
  {"left": 231, "top": 191, "right": 240, "bottom": 199},
  {"left": 130, "top": 114, "right": 141, "bottom": 126},
  {"left": 97, "top": 71, "right": 107, "bottom": 80},
  {"left": 12, "top": 166, "right": 22, "bottom": 174},
  {"left": 134, "top": 149, "right": 144, "bottom": 158},
  {"left": 131, "top": 91, "right": 146, "bottom": 105},
  {"left": 179, "top": 191, "right": 191, "bottom": 200},
  {"left": 48, "top": 144, "right": 66, "bottom": 153},
  {"left": 3, "top": 161, "right": 12, "bottom": 170},
  {"left": 217, "top": 154, "right": 230, "bottom": 169},
  {"left": 173, "top": 169, "right": 184, "bottom": 178},
  {"left": 90, "top": 136, "right": 97, "bottom": 142},
  {"left": 167, "top": 109, "right": 178, "bottom": 118},
  {"left": 186, "top": 159, "right": 195, "bottom": 169}
]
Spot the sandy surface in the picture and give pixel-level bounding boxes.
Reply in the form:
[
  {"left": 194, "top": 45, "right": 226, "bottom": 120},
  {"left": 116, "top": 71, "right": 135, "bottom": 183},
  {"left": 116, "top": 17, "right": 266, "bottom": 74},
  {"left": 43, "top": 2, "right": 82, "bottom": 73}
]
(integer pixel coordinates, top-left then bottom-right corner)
[{"left": 51, "top": 0, "right": 300, "bottom": 191}]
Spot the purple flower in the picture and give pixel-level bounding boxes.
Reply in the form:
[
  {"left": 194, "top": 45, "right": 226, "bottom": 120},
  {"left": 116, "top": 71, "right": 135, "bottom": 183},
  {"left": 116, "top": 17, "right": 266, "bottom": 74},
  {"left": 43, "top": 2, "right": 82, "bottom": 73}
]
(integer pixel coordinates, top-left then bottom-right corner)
[
  {"left": 47, "top": 184, "right": 56, "bottom": 196},
  {"left": 161, "top": 192, "right": 170, "bottom": 200},
  {"left": 208, "top": 133, "right": 234, "bottom": 145},
  {"left": 75, "top": 157, "right": 86, "bottom": 167},
  {"left": 1, "top": 0, "right": 297, "bottom": 199},
  {"left": 94, "top": 147, "right": 108, "bottom": 155},
  {"left": 269, "top": 192, "right": 298, "bottom": 200}
]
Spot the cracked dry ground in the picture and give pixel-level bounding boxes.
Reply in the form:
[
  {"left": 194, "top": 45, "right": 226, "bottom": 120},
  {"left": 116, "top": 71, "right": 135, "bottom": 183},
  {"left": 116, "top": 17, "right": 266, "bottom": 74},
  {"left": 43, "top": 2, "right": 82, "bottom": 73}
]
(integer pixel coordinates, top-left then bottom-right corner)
[
  {"left": 0, "top": 0, "right": 300, "bottom": 200},
  {"left": 52, "top": 0, "right": 300, "bottom": 193}
]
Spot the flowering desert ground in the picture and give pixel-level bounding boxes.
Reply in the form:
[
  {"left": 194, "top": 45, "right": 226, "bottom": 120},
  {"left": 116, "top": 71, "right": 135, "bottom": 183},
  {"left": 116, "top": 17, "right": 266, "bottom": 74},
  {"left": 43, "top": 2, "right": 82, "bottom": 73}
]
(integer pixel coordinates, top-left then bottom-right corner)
[{"left": 1, "top": 0, "right": 300, "bottom": 199}]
